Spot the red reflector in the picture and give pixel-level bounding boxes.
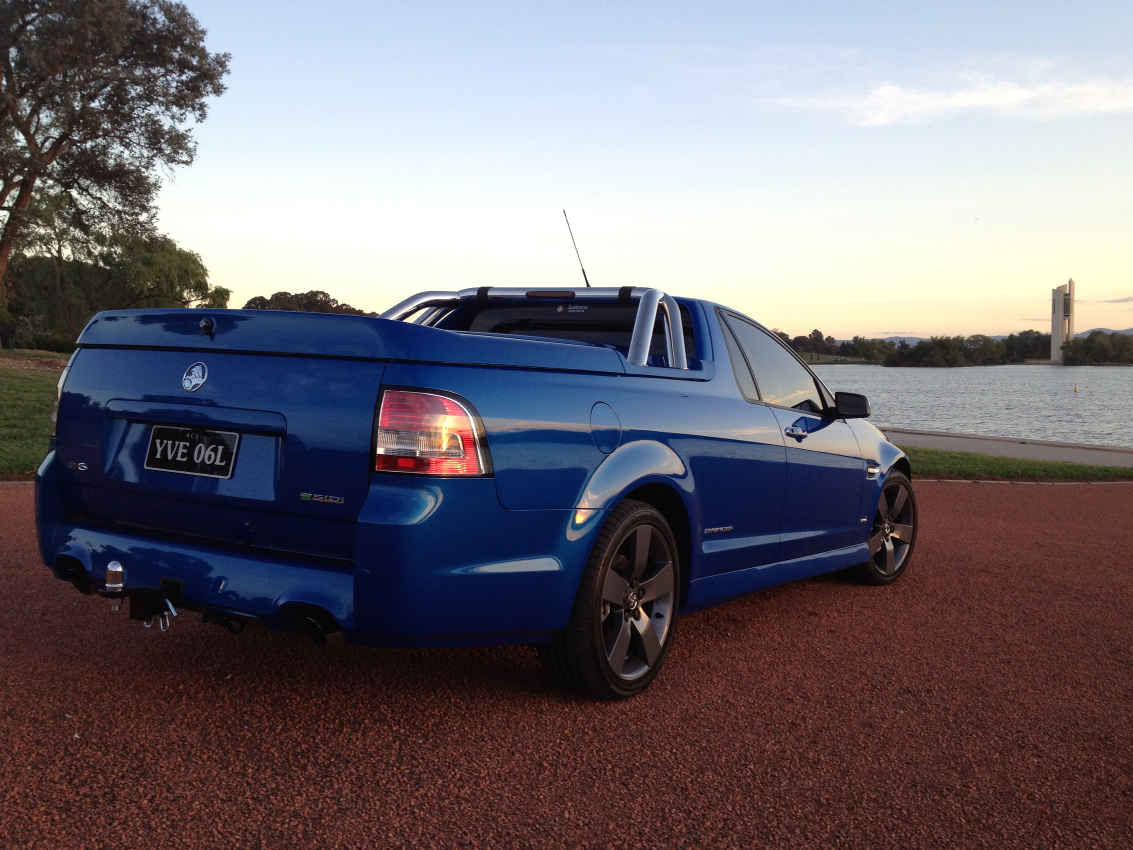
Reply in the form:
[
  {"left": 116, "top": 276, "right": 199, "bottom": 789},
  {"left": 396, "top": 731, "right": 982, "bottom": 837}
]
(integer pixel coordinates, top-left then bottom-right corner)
[{"left": 374, "top": 391, "right": 484, "bottom": 476}]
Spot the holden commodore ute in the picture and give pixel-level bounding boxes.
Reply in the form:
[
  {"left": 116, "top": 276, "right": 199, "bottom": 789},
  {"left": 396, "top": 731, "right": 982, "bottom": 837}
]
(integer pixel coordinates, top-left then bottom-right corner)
[{"left": 37, "top": 287, "right": 917, "bottom": 698}]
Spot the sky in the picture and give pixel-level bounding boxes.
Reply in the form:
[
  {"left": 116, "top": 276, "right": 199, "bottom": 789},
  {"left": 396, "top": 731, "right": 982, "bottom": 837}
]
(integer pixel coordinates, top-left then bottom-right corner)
[{"left": 156, "top": 1, "right": 1133, "bottom": 338}]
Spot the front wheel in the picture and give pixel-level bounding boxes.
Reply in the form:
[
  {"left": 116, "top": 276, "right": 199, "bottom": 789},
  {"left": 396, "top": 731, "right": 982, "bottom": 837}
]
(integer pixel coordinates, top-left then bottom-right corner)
[
  {"left": 538, "top": 500, "right": 680, "bottom": 699},
  {"left": 852, "top": 471, "right": 917, "bottom": 585}
]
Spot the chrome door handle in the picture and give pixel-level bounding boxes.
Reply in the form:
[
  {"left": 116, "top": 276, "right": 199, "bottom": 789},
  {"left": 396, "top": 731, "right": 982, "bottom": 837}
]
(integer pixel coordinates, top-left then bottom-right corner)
[{"left": 784, "top": 425, "right": 807, "bottom": 439}]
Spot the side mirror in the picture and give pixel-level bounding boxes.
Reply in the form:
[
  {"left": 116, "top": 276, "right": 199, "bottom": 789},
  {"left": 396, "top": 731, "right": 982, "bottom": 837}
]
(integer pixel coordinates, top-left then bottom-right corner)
[{"left": 834, "top": 391, "right": 870, "bottom": 419}]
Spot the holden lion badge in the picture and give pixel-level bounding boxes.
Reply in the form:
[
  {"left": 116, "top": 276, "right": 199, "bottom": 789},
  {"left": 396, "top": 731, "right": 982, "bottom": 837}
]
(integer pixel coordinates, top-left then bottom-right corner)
[{"left": 182, "top": 362, "right": 208, "bottom": 392}]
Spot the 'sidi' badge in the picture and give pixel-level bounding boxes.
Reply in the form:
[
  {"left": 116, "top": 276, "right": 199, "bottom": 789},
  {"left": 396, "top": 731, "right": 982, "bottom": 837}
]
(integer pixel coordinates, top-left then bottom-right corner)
[{"left": 300, "top": 493, "right": 345, "bottom": 505}]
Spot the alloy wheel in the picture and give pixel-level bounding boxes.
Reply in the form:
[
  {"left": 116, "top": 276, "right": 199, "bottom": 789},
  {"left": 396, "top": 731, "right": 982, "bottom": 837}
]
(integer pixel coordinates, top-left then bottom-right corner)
[
  {"left": 868, "top": 479, "right": 915, "bottom": 578},
  {"left": 599, "top": 524, "right": 676, "bottom": 681}
]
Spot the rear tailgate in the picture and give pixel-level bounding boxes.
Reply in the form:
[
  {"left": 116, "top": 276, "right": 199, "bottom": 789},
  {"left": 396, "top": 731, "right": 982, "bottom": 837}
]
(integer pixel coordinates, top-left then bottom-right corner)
[{"left": 56, "top": 346, "right": 383, "bottom": 562}]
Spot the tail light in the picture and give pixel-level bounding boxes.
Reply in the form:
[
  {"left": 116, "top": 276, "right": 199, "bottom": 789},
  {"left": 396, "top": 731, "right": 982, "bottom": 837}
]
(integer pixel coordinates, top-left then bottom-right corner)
[{"left": 374, "top": 390, "right": 491, "bottom": 476}]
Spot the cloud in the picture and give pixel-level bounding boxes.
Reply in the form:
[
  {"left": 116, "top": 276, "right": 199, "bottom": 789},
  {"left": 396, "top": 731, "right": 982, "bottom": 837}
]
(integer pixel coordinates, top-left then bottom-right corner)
[
  {"left": 1095, "top": 296, "right": 1133, "bottom": 303},
  {"left": 769, "top": 73, "right": 1133, "bottom": 125},
  {"left": 606, "top": 44, "right": 1133, "bottom": 125}
]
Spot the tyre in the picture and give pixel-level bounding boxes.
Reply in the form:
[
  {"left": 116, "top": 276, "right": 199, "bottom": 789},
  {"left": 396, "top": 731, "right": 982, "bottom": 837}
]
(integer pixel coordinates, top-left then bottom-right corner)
[
  {"left": 852, "top": 470, "right": 917, "bottom": 585},
  {"left": 539, "top": 500, "right": 680, "bottom": 699}
]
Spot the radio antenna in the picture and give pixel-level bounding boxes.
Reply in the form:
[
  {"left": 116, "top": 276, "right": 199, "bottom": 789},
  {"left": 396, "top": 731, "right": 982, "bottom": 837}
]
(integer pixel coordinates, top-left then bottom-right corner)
[{"left": 562, "top": 210, "right": 591, "bottom": 287}]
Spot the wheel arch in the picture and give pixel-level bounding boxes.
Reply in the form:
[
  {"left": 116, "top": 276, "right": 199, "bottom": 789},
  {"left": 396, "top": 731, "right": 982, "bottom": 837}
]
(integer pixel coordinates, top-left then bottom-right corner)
[
  {"left": 892, "top": 454, "right": 912, "bottom": 480},
  {"left": 623, "top": 482, "right": 693, "bottom": 608},
  {"left": 574, "top": 439, "right": 696, "bottom": 606}
]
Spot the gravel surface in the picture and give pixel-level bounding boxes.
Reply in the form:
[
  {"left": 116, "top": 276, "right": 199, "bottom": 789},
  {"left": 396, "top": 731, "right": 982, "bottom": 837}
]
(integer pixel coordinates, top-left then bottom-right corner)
[{"left": 1, "top": 481, "right": 1130, "bottom": 849}]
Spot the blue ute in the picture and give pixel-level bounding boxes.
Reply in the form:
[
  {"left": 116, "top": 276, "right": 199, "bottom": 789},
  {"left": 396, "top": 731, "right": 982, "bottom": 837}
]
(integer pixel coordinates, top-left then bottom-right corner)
[{"left": 37, "top": 286, "right": 916, "bottom": 698}]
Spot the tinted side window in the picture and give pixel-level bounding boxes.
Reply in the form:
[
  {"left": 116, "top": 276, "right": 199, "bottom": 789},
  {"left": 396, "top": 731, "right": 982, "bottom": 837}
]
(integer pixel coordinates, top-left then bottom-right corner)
[
  {"left": 725, "top": 316, "right": 824, "bottom": 412},
  {"left": 720, "top": 321, "right": 759, "bottom": 402}
]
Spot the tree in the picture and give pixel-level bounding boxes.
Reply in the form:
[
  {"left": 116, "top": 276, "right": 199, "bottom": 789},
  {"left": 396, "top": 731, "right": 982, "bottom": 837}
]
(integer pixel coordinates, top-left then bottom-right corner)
[
  {"left": 243, "top": 290, "right": 375, "bottom": 316},
  {"left": 0, "top": 0, "right": 229, "bottom": 309},
  {"left": 1002, "top": 329, "right": 1051, "bottom": 362},
  {"left": 3, "top": 226, "right": 228, "bottom": 349},
  {"left": 20, "top": 190, "right": 89, "bottom": 333},
  {"left": 1062, "top": 331, "right": 1133, "bottom": 365},
  {"left": 837, "top": 335, "right": 896, "bottom": 362},
  {"left": 882, "top": 335, "right": 1008, "bottom": 367},
  {"left": 99, "top": 231, "right": 229, "bottom": 309}
]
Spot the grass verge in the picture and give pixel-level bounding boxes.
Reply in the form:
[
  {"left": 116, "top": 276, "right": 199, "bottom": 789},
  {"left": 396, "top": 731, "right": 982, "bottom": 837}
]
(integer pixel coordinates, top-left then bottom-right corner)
[
  {"left": 0, "top": 366, "right": 58, "bottom": 477},
  {"left": 897, "top": 445, "right": 1133, "bottom": 481}
]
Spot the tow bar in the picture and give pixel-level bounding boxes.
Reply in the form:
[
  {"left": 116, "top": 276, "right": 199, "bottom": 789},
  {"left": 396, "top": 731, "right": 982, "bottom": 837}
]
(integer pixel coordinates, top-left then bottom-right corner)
[{"left": 99, "top": 561, "right": 180, "bottom": 631}]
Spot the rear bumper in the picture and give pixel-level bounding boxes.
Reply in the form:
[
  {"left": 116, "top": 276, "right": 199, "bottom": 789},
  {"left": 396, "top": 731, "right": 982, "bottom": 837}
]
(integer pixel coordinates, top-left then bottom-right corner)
[{"left": 36, "top": 453, "right": 606, "bottom": 647}]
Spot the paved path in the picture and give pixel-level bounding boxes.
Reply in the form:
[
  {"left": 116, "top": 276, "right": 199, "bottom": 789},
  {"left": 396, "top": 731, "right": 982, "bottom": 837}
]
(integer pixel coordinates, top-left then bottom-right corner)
[
  {"left": 2, "top": 482, "right": 1132, "bottom": 848},
  {"left": 882, "top": 426, "right": 1133, "bottom": 468}
]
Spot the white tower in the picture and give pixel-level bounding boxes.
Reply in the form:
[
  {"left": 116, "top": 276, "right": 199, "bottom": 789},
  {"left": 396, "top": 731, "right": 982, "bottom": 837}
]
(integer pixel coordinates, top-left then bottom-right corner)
[{"left": 1050, "top": 278, "right": 1075, "bottom": 362}]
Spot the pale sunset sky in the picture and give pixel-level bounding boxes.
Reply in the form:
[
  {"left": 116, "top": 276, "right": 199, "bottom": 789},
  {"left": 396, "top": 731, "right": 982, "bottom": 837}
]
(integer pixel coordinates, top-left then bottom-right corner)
[{"left": 157, "top": 1, "right": 1133, "bottom": 338}]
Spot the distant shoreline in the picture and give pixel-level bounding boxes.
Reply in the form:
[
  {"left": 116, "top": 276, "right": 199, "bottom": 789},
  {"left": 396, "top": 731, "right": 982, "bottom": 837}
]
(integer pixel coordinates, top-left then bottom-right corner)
[{"left": 811, "top": 361, "right": 1132, "bottom": 368}]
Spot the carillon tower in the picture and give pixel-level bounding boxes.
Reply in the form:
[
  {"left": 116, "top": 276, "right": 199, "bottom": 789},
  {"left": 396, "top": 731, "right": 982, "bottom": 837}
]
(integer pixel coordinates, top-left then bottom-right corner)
[{"left": 1051, "top": 278, "right": 1075, "bottom": 362}]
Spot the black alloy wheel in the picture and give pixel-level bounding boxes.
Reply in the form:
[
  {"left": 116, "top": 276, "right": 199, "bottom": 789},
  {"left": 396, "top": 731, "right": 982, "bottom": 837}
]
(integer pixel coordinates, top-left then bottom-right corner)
[
  {"left": 539, "top": 500, "right": 680, "bottom": 699},
  {"left": 854, "top": 471, "right": 917, "bottom": 585}
]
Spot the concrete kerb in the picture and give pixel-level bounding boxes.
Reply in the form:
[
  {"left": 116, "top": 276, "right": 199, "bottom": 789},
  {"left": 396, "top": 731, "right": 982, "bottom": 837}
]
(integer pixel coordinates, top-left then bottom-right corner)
[{"left": 883, "top": 427, "right": 1133, "bottom": 468}]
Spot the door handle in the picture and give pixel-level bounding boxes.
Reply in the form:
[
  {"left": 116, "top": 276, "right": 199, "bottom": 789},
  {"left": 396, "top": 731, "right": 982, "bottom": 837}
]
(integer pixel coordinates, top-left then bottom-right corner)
[{"left": 784, "top": 425, "right": 807, "bottom": 440}]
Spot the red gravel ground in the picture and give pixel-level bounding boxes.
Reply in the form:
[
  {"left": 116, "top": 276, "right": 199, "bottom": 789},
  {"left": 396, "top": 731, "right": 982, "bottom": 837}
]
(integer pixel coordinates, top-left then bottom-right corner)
[{"left": 1, "top": 481, "right": 1131, "bottom": 849}]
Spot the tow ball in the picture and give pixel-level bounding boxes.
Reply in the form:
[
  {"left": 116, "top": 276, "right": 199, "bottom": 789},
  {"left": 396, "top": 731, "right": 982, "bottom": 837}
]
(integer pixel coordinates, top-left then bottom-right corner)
[{"left": 99, "top": 561, "right": 180, "bottom": 631}]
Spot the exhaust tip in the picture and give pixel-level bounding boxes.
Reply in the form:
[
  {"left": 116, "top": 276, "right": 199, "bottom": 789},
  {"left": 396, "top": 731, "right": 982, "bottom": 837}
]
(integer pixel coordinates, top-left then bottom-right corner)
[
  {"left": 298, "top": 615, "right": 328, "bottom": 647},
  {"left": 281, "top": 605, "right": 337, "bottom": 646},
  {"left": 67, "top": 567, "right": 93, "bottom": 596}
]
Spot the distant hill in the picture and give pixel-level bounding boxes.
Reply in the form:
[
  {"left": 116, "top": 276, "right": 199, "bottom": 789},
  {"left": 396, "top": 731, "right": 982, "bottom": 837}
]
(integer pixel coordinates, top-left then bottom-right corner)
[
  {"left": 1076, "top": 327, "right": 1133, "bottom": 337},
  {"left": 835, "top": 329, "right": 1131, "bottom": 346},
  {"left": 875, "top": 329, "right": 1131, "bottom": 343}
]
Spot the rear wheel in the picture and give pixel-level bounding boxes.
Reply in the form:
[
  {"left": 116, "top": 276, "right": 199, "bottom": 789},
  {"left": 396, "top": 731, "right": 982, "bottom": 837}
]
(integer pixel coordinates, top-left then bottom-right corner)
[
  {"left": 539, "top": 500, "right": 679, "bottom": 699},
  {"left": 852, "top": 471, "right": 917, "bottom": 585}
]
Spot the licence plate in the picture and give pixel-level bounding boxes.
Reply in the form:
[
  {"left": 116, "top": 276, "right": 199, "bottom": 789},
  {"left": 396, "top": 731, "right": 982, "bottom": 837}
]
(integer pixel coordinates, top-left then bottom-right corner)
[{"left": 144, "top": 426, "right": 240, "bottom": 479}]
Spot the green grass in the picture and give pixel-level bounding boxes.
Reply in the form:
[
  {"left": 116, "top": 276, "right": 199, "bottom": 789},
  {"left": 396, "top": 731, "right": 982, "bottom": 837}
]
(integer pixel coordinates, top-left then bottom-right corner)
[
  {"left": 897, "top": 444, "right": 1133, "bottom": 481},
  {"left": 0, "top": 348, "right": 69, "bottom": 361},
  {"left": 0, "top": 366, "right": 59, "bottom": 476}
]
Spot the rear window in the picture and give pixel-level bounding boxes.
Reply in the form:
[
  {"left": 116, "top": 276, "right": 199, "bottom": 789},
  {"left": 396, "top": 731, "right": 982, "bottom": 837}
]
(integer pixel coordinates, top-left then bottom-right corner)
[{"left": 435, "top": 302, "right": 696, "bottom": 359}]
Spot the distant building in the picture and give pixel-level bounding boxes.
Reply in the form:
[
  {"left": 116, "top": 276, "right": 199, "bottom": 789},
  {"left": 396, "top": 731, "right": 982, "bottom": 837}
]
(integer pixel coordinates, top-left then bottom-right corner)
[{"left": 1051, "top": 279, "right": 1075, "bottom": 362}]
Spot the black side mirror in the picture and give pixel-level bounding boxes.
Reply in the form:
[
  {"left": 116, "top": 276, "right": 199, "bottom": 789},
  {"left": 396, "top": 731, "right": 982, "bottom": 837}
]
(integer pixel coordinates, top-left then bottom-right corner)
[{"left": 834, "top": 391, "right": 870, "bottom": 419}]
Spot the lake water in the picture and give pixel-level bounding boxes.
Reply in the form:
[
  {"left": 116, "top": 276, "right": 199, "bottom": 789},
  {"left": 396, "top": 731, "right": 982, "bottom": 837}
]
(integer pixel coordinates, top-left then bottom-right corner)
[{"left": 812, "top": 364, "right": 1133, "bottom": 448}]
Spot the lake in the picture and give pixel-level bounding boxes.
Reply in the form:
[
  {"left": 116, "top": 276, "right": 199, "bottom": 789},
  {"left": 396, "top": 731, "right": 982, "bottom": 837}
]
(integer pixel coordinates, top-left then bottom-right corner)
[{"left": 812, "top": 364, "right": 1133, "bottom": 448}]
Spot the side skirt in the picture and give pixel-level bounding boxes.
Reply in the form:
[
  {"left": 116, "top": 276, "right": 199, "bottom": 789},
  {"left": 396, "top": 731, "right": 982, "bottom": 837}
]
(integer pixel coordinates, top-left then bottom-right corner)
[{"left": 683, "top": 542, "right": 870, "bottom": 611}]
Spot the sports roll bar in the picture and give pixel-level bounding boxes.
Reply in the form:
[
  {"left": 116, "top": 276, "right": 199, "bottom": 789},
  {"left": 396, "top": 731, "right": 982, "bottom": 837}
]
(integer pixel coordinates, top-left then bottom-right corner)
[
  {"left": 380, "top": 286, "right": 688, "bottom": 369},
  {"left": 380, "top": 291, "right": 461, "bottom": 321},
  {"left": 627, "top": 289, "right": 687, "bottom": 369}
]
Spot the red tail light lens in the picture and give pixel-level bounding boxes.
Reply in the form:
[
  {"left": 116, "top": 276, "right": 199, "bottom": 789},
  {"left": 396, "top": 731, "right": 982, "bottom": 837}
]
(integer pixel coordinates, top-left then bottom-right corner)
[{"left": 374, "top": 390, "right": 488, "bottom": 476}]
